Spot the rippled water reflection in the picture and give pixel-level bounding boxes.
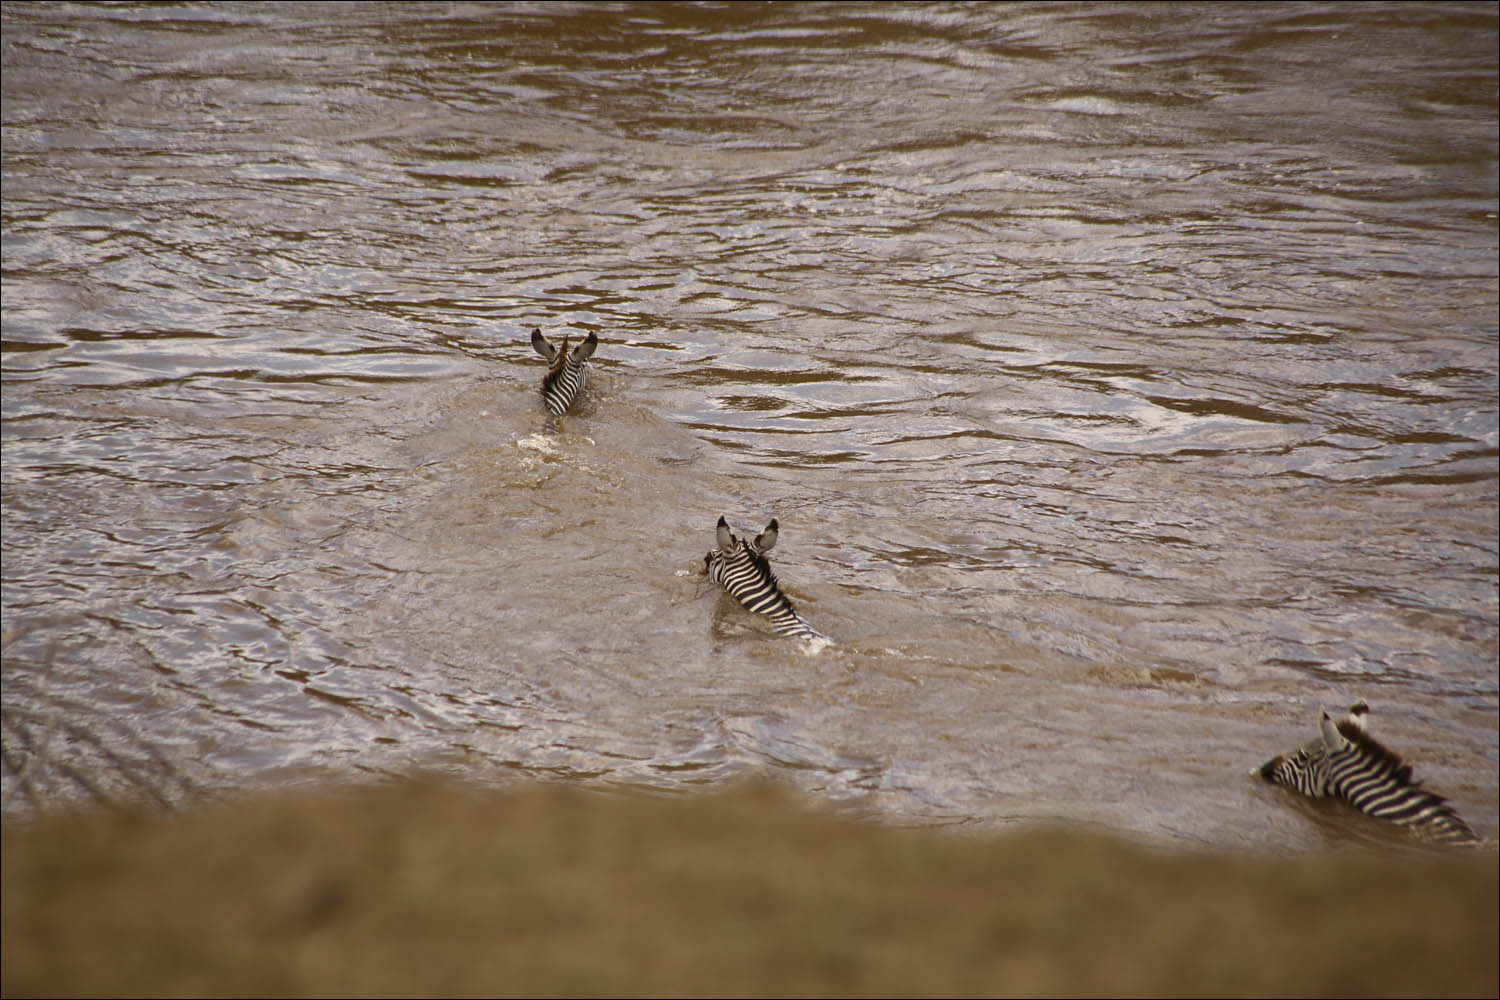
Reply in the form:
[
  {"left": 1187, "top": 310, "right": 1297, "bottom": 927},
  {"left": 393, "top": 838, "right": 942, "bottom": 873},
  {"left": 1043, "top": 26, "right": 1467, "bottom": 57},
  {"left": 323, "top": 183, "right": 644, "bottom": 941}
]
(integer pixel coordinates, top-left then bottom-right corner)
[{"left": 3, "top": 2, "right": 1496, "bottom": 849}]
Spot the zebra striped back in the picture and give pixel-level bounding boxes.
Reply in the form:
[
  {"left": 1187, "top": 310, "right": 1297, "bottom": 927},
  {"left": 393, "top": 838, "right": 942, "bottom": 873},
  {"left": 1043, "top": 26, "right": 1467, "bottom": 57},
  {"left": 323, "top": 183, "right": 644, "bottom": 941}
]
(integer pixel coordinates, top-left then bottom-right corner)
[
  {"left": 1257, "top": 701, "right": 1477, "bottom": 846},
  {"left": 703, "top": 516, "right": 824, "bottom": 641},
  {"left": 531, "top": 328, "right": 598, "bottom": 415}
]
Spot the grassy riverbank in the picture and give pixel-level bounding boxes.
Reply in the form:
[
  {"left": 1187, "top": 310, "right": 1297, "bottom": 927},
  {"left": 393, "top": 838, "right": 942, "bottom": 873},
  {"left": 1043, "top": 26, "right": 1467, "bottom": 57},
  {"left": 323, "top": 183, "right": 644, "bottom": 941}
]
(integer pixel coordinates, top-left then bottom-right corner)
[{"left": 4, "top": 778, "right": 1495, "bottom": 997}]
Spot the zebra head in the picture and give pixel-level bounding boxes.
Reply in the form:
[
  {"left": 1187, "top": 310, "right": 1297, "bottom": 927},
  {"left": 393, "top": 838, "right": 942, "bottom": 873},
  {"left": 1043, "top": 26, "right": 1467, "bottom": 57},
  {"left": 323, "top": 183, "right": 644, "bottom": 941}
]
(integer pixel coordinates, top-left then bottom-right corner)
[
  {"left": 1256, "top": 738, "right": 1328, "bottom": 797},
  {"left": 713, "top": 516, "right": 778, "bottom": 558},
  {"left": 704, "top": 515, "right": 777, "bottom": 577},
  {"left": 530, "top": 328, "right": 598, "bottom": 415},
  {"left": 1256, "top": 700, "right": 1376, "bottom": 794}
]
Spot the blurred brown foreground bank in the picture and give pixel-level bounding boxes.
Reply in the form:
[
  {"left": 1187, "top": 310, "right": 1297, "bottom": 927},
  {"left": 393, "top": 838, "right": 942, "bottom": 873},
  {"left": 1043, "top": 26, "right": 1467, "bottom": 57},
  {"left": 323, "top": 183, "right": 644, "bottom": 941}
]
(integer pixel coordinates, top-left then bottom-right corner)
[{"left": 3, "top": 779, "right": 1495, "bottom": 997}]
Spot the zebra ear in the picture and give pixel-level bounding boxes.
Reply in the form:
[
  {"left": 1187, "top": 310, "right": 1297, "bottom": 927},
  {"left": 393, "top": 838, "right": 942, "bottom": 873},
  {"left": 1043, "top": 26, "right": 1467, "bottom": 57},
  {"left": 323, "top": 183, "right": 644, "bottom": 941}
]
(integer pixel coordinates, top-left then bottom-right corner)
[
  {"left": 754, "top": 519, "right": 779, "bottom": 553},
  {"left": 716, "top": 516, "right": 736, "bottom": 553},
  {"left": 531, "top": 328, "right": 556, "bottom": 361},
  {"left": 571, "top": 331, "right": 598, "bottom": 362},
  {"left": 1346, "top": 700, "right": 1370, "bottom": 732},
  {"left": 1318, "top": 709, "right": 1349, "bottom": 751}
]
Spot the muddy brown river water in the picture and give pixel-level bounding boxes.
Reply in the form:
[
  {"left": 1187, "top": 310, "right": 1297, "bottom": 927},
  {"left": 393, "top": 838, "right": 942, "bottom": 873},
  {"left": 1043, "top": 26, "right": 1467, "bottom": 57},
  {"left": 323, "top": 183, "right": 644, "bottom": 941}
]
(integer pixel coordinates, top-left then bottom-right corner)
[{"left": 3, "top": 1, "right": 1496, "bottom": 850}]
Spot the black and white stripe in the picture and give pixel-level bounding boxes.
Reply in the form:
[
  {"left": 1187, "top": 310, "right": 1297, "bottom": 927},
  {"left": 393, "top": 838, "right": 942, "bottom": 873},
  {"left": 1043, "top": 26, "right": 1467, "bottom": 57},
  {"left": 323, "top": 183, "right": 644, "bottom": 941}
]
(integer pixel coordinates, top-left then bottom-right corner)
[
  {"left": 531, "top": 328, "right": 598, "bottom": 415},
  {"left": 703, "top": 516, "right": 824, "bottom": 641},
  {"left": 1257, "top": 700, "right": 1477, "bottom": 845}
]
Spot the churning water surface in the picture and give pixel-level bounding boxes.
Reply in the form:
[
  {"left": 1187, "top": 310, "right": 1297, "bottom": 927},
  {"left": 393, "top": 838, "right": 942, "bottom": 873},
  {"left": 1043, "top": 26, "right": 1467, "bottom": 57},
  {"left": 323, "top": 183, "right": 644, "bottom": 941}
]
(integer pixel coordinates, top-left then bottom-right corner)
[{"left": 3, "top": 2, "right": 1497, "bottom": 850}]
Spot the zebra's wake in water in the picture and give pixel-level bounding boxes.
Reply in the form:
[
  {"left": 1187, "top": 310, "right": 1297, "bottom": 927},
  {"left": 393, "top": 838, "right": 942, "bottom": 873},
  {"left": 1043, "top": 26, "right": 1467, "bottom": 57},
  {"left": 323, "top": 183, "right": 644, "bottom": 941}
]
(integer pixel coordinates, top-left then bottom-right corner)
[
  {"left": 531, "top": 328, "right": 598, "bottom": 415},
  {"left": 703, "top": 516, "right": 826, "bottom": 644},
  {"left": 1256, "top": 700, "right": 1478, "bottom": 846}
]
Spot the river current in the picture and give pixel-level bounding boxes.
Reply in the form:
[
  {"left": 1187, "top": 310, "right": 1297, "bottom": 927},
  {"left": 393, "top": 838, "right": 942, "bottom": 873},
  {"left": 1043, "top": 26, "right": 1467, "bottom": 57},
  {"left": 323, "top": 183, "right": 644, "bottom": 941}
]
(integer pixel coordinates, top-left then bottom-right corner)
[{"left": 3, "top": 2, "right": 1497, "bottom": 850}]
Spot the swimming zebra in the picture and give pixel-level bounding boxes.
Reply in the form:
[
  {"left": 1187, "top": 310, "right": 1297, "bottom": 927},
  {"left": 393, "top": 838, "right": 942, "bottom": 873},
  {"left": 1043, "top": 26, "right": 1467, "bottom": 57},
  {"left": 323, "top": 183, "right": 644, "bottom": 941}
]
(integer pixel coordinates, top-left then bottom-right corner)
[
  {"left": 1256, "top": 700, "right": 1478, "bottom": 846},
  {"left": 703, "top": 516, "right": 825, "bottom": 641},
  {"left": 530, "top": 328, "right": 598, "bottom": 415}
]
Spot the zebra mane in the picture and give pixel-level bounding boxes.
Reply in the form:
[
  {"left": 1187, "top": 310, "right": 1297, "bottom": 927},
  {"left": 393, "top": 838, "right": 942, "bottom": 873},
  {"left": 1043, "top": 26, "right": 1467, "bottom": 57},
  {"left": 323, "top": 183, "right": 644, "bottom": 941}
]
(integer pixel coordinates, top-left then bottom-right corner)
[
  {"left": 545, "top": 335, "right": 571, "bottom": 376},
  {"left": 729, "top": 535, "right": 798, "bottom": 620},
  {"left": 541, "top": 349, "right": 569, "bottom": 399},
  {"left": 742, "top": 543, "right": 783, "bottom": 589},
  {"left": 1333, "top": 714, "right": 1419, "bottom": 790},
  {"left": 1329, "top": 704, "right": 1475, "bottom": 842}
]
